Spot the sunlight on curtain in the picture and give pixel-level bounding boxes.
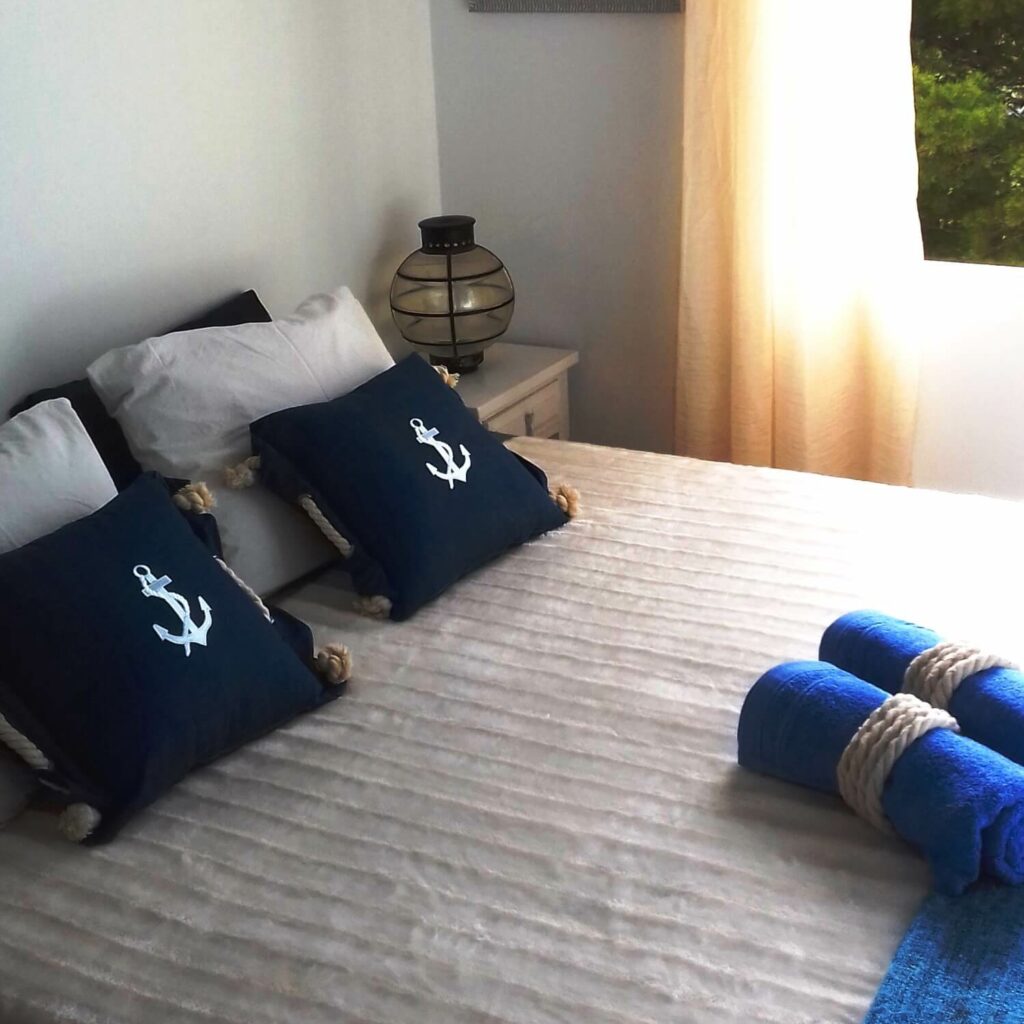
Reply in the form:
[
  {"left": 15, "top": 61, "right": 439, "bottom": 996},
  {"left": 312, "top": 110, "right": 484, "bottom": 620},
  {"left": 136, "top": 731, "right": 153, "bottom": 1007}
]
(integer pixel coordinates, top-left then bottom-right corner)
[{"left": 677, "top": 0, "right": 924, "bottom": 484}]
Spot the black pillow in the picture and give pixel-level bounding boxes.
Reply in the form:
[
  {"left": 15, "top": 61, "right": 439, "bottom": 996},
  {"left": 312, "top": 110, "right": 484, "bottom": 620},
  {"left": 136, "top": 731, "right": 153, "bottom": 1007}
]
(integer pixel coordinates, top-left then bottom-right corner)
[
  {"left": 0, "top": 472, "right": 337, "bottom": 843},
  {"left": 167, "top": 289, "right": 272, "bottom": 334},
  {"left": 9, "top": 290, "right": 272, "bottom": 489},
  {"left": 9, "top": 378, "right": 141, "bottom": 490},
  {"left": 250, "top": 354, "right": 570, "bottom": 621}
]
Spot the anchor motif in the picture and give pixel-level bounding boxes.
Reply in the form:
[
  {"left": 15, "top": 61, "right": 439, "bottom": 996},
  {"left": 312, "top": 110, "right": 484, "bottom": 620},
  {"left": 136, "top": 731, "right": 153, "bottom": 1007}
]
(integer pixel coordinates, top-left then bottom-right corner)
[
  {"left": 410, "top": 418, "right": 472, "bottom": 489},
  {"left": 133, "top": 565, "right": 213, "bottom": 657}
]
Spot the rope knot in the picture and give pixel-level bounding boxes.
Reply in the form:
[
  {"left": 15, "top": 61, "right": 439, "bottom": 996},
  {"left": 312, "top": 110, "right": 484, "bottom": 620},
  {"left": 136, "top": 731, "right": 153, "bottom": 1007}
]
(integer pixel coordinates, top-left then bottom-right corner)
[
  {"left": 316, "top": 643, "right": 353, "bottom": 686},
  {"left": 224, "top": 455, "right": 261, "bottom": 490},
  {"left": 58, "top": 803, "right": 101, "bottom": 843},
  {"left": 903, "top": 641, "right": 1017, "bottom": 710},
  {"left": 172, "top": 481, "right": 216, "bottom": 514},
  {"left": 353, "top": 595, "right": 393, "bottom": 620},
  {"left": 836, "top": 693, "right": 959, "bottom": 833},
  {"left": 550, "top": 483, "right": 581, "bottom": 519},
  {"left": 433, "top": 364, "right": 461, "bottom": 389}
]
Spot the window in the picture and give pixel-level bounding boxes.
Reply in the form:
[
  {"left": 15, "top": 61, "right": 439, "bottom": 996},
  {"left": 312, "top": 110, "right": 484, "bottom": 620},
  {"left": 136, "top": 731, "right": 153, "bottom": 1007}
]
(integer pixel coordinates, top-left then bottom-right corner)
[{"left": 912, "top": 1, "right": 1024, "bottom": 267}]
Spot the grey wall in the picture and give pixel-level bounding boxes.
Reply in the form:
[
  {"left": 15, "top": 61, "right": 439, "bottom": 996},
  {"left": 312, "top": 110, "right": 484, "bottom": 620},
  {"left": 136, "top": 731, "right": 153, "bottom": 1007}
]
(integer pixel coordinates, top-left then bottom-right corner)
[
  {"left": 429, "top": 0, "right": 684, "bottom": 452},
  {"left": 0, "top": 0, "right": 441, "bottom": 413}
]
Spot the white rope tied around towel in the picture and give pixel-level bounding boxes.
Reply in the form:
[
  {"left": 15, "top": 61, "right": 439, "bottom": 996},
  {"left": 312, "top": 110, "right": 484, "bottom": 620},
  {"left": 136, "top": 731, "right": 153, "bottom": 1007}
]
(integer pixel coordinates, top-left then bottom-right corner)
[
  {"left": 0, "top": 711, "right": 50, "bottom": 770},
  {"left": 903, "top": 641, "right": 1018, "bottom": 711},
  {"left": 297, "top": 494, "right": 354, "bottom": 558},
  {"left": 836, "top": 693, "right": 959, "bottom": 833},
  {"left": 214, "top": 557, "right": 273, "bottom": 622}
]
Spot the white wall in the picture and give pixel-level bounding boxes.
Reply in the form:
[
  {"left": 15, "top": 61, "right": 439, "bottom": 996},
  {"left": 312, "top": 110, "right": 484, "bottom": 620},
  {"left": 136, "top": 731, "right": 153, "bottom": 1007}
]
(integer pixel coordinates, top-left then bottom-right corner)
[
  {"left": 913, "top": 261, "right": 1024, "bottom": 499},
  {"left": 429, "top": 0, "right": 684, "bottom": 452},
  {"left": 0, "top": 0, "right": 440, "bottom": 414}
]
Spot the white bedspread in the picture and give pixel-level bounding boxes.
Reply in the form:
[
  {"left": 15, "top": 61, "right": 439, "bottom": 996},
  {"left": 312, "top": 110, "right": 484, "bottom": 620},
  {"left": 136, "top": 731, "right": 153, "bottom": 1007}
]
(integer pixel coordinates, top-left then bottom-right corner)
[{"left": 3, "top": 438, "right": 1023, "bottom": 1024}]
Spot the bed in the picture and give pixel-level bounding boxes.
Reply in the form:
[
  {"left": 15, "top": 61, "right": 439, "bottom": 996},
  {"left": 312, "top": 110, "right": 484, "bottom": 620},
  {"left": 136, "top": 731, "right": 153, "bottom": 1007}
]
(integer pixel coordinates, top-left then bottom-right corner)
[{"left": 2, "top": 436, "right": 1020, "bottom": 1024}]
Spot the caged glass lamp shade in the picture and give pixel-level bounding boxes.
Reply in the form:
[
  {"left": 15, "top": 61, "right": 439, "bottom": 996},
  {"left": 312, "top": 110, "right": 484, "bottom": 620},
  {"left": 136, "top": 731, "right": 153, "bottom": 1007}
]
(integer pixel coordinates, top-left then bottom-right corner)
[{"left": 390, "top": 215, "right": 515, "bottom": 374}]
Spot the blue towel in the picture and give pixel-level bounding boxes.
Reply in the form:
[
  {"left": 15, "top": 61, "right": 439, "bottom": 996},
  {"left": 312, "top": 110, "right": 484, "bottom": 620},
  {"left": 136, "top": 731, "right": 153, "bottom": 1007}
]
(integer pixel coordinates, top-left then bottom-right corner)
[
  {"left": 821, "top": 610, "right": 1024, "bottom": 768},
  {"left": 865, "top": 884, "right": 1024, "bottom": 1022},
  {"left": 737, "top": 661, "right": 1024, "bottom": 895}
]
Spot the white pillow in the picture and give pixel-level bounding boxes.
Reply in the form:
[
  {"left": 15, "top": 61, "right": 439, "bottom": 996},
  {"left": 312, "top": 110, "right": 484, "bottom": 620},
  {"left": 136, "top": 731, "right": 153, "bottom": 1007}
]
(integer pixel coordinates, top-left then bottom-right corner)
[
  {"left": 0, "top": 397, "right": 117, "bottom": 555},
  {"left": 0, "top": 397, "right": 117, "bottom": 823},
  {"left": 88, "top": 286, "right": 395, "bottom": 594}
]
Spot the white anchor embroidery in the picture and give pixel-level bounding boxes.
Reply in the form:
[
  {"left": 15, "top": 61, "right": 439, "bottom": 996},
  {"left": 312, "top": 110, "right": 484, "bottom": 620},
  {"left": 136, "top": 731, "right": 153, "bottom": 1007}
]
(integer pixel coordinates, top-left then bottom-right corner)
[
  {"left": 410, "top": 418, "right": 472, "bottom": 489},
  {"left": 133, "top": 565, "right": 213, "bottom": 657}
]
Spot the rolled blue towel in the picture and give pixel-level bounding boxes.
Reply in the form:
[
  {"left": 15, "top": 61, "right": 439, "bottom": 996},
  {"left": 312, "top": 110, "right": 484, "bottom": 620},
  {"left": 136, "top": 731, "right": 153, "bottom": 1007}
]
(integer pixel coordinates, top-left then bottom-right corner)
[
  {"left": 737, "top": 661, "right": 1024, "bottom": 895},
  {"left": 821, "top": 610, "right": 1024, "bottom": 768}
]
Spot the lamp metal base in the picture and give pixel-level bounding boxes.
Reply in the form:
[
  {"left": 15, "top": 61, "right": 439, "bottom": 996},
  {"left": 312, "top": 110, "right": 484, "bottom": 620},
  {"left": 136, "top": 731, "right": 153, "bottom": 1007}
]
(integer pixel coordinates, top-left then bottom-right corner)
[{"left": 429, "top": 352, "right": 484, "bottom": 374}]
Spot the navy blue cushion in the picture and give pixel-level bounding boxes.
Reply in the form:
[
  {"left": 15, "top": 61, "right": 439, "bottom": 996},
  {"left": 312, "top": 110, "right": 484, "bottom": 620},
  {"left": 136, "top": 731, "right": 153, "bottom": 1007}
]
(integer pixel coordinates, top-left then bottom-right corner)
[
  {"left": 251, "top": 354, "right": 568, "bottom": 621},
  {"left": 0, "top": 473, "right": 334, "bottom": 842},
  {"left": 9, "top": 290, "right": 273, "bottom": 489}
]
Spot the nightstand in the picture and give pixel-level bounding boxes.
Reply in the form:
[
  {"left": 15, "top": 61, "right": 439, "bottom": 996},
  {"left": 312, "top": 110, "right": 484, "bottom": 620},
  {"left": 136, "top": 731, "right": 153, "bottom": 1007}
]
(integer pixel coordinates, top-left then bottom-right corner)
[{"left": 450, "top": 342, "right": 579, "bottom": 440}]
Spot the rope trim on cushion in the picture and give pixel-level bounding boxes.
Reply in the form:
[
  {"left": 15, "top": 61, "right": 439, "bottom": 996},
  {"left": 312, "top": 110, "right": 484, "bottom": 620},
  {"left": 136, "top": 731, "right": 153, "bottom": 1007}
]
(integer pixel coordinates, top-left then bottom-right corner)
[
  {"left": 837, "top": 693, "right": 959, "bottom": 833},
  {"left": 215, "top": 557, "right": 272, "bottom": 622},
  {"left": 224, "top": 455, "right": 261, "bottom": 490},
  {"left": 433, "top": 365, "right": 460, "bottom": 389},
  {"left": 58, "top": 803, "right": 101, "bottom": 843},
  {"left": 172, "top": 481, "right": 216, "bottom": 514},
  {"left": 0, "top": 712, "right": 50, "bottom": 770},
  {"left": 903, "top": 641, "right": 1018, "bottom": 710},
  {"left": 298, "top": 495, "right": 353, "bottom": 558}
]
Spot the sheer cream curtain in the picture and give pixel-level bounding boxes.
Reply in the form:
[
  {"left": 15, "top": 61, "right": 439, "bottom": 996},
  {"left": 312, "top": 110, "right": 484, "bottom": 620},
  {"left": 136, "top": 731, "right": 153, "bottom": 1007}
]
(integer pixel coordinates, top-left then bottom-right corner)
[{"left": 677, "top": 0, "right": 924, "bottom": 484}]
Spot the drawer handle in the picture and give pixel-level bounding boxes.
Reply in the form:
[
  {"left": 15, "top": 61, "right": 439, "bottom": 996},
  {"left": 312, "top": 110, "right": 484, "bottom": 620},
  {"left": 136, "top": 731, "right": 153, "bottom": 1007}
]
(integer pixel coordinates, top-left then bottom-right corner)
[{"left": 524, "top": 411, "right": 535, "bottom": 437}]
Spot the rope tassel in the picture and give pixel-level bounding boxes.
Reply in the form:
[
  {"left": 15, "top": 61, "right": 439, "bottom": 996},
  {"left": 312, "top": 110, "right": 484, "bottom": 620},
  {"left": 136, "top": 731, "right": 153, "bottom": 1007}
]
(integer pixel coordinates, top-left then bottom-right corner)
[
  {"left": 58, "top": 803, "right": 102, "bottom": 843},
  {"left": 316, "top": 643, "right": 353, "bottom": 685},
  {"left": 353, "top": 595, "right": 393, "bottom": 619},
  {"left": 173, "top": 481, "right": 216, "bottom": 514},
  {"left": 224, "top": 456, "right": 261, "bottom": 490},
  {"left": 433, "top": 365, "right": 460, "bottom": 389},
  {"left": 550, "top": 483, "right": 581, "bottom": 519}
]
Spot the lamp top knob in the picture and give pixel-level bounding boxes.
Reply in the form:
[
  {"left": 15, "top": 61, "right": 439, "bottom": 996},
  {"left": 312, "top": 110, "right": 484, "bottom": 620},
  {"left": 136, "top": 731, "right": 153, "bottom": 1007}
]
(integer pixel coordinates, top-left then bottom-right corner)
[{"left": 418, "top": 215, "right": 478, "bottom": 253}]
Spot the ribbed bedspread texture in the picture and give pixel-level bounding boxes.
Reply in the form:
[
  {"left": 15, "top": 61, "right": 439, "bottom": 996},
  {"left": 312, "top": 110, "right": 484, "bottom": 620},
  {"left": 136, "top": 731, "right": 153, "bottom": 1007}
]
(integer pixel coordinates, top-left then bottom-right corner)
[{"left": 3, "top": 438, "right": 1022, "bottom": 1023}]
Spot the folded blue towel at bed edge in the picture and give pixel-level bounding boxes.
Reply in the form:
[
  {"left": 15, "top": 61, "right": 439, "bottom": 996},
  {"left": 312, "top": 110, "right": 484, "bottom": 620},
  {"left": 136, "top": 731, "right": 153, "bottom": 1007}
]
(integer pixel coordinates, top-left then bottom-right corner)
[
  {"left": 864, "top": 884, "right": 1024, "bottom": 1023},
  {"left": 737, "top": 661, "right": 1024, "bottom": 895},
  {"left": 821, "top": 610, "right": 1024, "bottom": 768}
]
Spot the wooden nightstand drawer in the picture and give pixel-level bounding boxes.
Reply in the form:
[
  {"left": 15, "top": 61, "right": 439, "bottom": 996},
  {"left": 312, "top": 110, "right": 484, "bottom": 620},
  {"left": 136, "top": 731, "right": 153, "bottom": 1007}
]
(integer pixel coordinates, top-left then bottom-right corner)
[
  {"left": 485, "top": 378, "right": 564, "bottom": 439},
  {"left": 442, "top": 342, "right": 578, "bottom": 440}
]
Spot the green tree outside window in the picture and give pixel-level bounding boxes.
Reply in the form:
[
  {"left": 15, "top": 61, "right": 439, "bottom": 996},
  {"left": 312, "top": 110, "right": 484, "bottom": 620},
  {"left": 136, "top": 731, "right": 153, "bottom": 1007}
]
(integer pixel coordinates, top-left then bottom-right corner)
[{"left": 913, "top": 0, "right": 1024, "bottom": 266}]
